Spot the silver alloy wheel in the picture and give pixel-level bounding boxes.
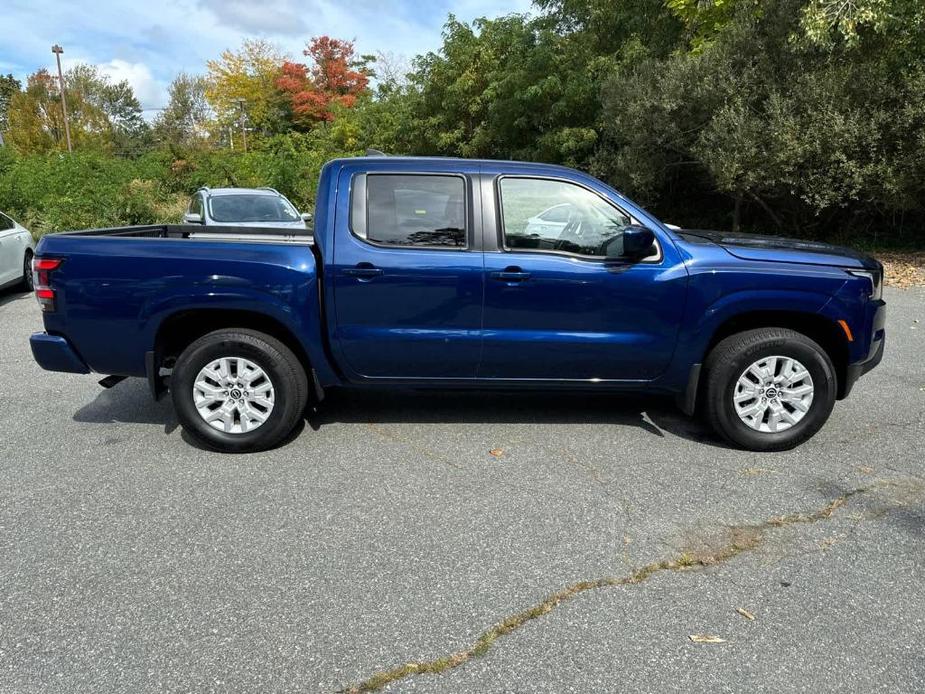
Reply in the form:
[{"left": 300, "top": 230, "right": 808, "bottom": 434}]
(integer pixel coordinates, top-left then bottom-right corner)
[
  {"left": 193, "top": 357, "right": 275, "bottom": 434},
  {"left": 733, "top": 355, "right": 814, "bottom": 433}
]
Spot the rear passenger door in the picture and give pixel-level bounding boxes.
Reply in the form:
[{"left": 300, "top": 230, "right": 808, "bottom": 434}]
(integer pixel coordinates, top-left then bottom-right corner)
[{"left": 331, "top": 168, "right": 484, "bottom": 380}]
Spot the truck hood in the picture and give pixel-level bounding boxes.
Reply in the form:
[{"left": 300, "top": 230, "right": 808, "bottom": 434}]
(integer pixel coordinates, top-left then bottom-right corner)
[{"left": 675, "top": 229, "right": 880, "bottom": 270}]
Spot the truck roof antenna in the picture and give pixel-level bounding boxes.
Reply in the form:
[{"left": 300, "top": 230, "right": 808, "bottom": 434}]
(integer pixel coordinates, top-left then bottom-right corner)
[{"left": 366, "top": 148, "right": 388, "bottom": 157}]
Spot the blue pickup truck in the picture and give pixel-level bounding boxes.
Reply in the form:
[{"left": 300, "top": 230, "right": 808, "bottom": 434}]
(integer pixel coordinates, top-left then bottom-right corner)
[{"left": 29, "top": 156, "right": 885, "bottom": 453}]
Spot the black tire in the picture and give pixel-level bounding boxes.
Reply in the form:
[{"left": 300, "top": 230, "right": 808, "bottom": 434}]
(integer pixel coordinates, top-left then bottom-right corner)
[
  {"left": 703, "top": 328, "right": 836, "bottom": 451},
  {"left": 171, "top": 329, "right": 309, "bottom": 453},
  {"left": 21, "top": 251, "right": 33, "bottom": 292}
]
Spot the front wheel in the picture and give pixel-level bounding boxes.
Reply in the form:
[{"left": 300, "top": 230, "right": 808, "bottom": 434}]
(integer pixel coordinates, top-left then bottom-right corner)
[
  {"left": 171, "top": 329, "right": 309, "bottom": 453},
  {"left": 703, "top": 328, "right": 836, "bottom": 451}
]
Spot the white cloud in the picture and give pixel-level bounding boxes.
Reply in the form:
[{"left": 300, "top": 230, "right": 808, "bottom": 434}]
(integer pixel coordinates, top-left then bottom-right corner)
[
  {"left": 198, "top": 0, "right": 308, "bottom": 36},
  {"left": 2, "top": 0, "right": 534, "bottom": 115},
  {"left": 97, "top": 59, "right": 167, "bottom": 110},
  {"left": 53, "top": 55, "right": 169, "bottom": 117}
]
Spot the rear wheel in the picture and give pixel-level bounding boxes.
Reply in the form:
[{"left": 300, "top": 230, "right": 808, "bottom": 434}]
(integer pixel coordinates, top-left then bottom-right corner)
[
  {"left": 171, "top": 329, "right": 309, "bottom": 453},
  {"left": 703, "top": 328, "right": 836, "bottom": 451},
  {"left": 21, "top": 251, "right": 33, "bottom": 292}
]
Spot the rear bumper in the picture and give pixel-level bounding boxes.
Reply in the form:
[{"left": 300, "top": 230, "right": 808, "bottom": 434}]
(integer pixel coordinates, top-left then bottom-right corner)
[{"left": 30, "top": 332, "right": 90, "bottom": 374}]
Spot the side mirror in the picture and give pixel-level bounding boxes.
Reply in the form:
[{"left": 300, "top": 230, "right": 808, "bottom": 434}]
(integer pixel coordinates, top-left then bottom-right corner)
[
  {"left": 621, "top": 225, "right": 656, "bottom": 258},
  {"left": 183, "top": 212, "right": 203, "bottom": 224},
  {"left": 300, "top": 212, "right": 313, "bottom": 223}
]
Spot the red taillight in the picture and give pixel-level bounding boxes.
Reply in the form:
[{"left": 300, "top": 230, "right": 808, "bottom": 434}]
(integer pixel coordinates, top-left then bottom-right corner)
[
  {"left": 34, "top": 258, "right": 62, "bottom": 271},
  {"left": 33, "top": 257, "right": 63, "bottom": 312}
]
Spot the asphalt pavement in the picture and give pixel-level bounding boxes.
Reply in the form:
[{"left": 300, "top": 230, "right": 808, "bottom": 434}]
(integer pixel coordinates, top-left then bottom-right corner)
[{"left": 0, "top": 287, "right": 923, "bottom": 693}]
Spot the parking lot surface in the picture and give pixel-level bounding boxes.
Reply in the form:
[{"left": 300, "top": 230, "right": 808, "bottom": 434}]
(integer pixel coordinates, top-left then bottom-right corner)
[{"left": 1, "top": 287, "right": 923, "bottom": 693}]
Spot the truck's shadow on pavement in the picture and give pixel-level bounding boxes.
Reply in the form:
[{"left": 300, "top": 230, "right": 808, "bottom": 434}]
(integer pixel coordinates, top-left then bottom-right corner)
[
  {"left": 73, "top": 380, "right": 180, "bottom": 434},
  {"left": 72, "top": 380, "right": 728, "bottom": 449},
  {"left": 306, "top": 388, "right": 728, "bottom": 449}
]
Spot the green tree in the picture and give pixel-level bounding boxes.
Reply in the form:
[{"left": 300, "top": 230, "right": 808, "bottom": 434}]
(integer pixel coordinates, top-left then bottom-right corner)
[
  {"left": 6, "top": 69, "right": 111, "bottom": 153},
  {"left": 535, "top": 0, "right": 683, "bottom": 55},
  {"left": 397, "top": 14, "right": 603, "bottom": 167},
  {"left": 153, "top": 73, "right": 212, "bottom": 148},
  {"left": 67, "top": 65, "right": 150, "bottom": 155},
  {"left": 594, "top": 0, "right": 925, "bottom": 237},
  {"left": 206, "top": 39, "right": 289, "bottom": 136},
  {"left": 0, "top": 73, "right": 22, "bottom": 136}
]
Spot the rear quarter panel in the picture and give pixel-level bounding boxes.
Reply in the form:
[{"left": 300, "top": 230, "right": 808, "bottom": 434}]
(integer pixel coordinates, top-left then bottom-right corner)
[{"left": 36, "top": 235, "right": 327, "bottom": 379}]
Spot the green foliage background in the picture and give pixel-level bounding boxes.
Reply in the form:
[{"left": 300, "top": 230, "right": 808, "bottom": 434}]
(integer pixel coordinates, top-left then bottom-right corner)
[
  {"left": 0, "top": 131, "right": 360, "bottom": 237},
  {"left": 1, "top": 0, "right": 924, "bottom": 247}
]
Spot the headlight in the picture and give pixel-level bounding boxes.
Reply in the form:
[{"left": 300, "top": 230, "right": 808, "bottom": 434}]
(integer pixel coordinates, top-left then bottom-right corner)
[{"left": 847, "top": 269, "right": 883, "bottom": 301}]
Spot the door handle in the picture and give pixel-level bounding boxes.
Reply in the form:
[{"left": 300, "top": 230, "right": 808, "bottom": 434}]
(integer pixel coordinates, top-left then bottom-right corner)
[
  {"left": 343, "top": 264, "right": 384, "bottom": 279},
  {"left": 490, "top": 266, "right": 530, "bottom": 282}
]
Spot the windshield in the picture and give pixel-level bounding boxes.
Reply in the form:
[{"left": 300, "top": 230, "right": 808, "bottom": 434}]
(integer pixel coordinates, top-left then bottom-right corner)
[{"left": 208, "top": 194, "right": 301, "bottom": 223}]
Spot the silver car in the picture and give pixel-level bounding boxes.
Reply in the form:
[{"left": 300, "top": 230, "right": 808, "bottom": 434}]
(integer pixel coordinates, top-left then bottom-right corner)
[
  {"left": 182, "top": 187, "right": 311, "bottom": 230},
  {"left": 0, "top": 212, "right": 35, "bottom": 292}
]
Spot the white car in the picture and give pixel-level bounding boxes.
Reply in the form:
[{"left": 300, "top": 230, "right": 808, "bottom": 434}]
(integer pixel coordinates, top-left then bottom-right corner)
[
  {"left": 524, "top": 202, "right": 573, "bottom": 237},
  {"left": 182, "top": 187, "right": 311, "bottom": 230},
  {"left": 0, "top": 212, "right": 35, "bottom": 292},
  {"left": 525, "top": 203, "right": 684, "bottom": 236}
]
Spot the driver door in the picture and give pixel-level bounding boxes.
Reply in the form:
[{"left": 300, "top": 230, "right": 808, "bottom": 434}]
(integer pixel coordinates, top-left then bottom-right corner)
[{"left": 479, "top": 175, "right": 686, "bottom": 381}]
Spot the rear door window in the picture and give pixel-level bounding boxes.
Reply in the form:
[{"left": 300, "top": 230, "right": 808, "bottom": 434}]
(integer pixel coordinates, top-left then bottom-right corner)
[{"left": 353, "top": 174, "right": 467, "bottom": 248}]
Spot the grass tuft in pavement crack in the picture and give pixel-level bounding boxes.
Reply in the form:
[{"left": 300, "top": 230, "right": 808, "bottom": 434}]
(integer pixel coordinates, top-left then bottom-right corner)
[{"left": 340, "top": 484, "right": 895, "bottom": 693}]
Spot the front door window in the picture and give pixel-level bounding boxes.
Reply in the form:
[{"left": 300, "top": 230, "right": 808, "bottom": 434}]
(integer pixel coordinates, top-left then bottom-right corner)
[{"left": 500, "top": 177, "right": 632, "bottom": 258}]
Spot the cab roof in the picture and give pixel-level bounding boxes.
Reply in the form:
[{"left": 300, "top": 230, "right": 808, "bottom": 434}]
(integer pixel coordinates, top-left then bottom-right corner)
[{"left": 328, "top": 155, "right": 579, "bottom": 175}]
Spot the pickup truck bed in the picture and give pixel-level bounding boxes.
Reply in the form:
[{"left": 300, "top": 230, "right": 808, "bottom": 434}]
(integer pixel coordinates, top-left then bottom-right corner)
[
  {"left": 31, "top": 223, "right": 328, "bottom": 385},
  {"left": 29, "top": 156, "right": 885, "bottom": 453},
  {"left": 56, "top": 223, "right": 313, "bottom": 243}
]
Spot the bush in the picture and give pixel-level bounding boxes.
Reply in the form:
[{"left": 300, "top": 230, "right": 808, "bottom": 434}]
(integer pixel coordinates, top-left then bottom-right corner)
[{"left": 0, "top": 134, "right": 359, "bottom": 236}]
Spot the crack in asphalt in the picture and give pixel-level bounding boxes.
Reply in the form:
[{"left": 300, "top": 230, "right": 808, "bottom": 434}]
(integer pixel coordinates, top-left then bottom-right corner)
[{"left": 339, "top": 481, "right": 919, "bottom": 693}]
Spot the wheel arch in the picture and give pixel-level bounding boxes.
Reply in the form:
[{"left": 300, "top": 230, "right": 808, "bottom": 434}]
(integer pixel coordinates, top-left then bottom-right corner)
[
  {"left": 153, "top": 309, "right": 315, "bottom": 394},
  {"left": 702, "top": 309, "right": 851, "bottom": 399}
]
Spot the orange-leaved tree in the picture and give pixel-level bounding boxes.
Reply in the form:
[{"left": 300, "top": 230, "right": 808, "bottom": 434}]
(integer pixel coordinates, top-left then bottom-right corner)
[{"left": 277, "top": 36, "right": 373, "bottom": 127}]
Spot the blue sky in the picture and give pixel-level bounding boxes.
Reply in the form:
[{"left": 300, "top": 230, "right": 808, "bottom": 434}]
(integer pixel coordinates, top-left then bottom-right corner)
[{"left": 1, "top": 0, "right": 533, "bottom": 113}]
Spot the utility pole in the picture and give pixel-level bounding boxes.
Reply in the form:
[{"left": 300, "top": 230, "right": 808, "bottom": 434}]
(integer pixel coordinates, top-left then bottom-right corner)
[
  {"left": 234, "top": 98, "right": 247, "bottom": 153},
  {"left": 51, "top": 44, "right": 72, "bottom": 152}
]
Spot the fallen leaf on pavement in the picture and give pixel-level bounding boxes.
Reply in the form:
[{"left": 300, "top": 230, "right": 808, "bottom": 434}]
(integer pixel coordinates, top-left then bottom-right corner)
[
  {"left": 689, "top": 634, "right": 726, "bottom": 643},
  {"left": 736, "top": 607, "right": 756, "bottom": 621},
  {"left": 877, "top": 252, "right": 925, "bottom": 288}
]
